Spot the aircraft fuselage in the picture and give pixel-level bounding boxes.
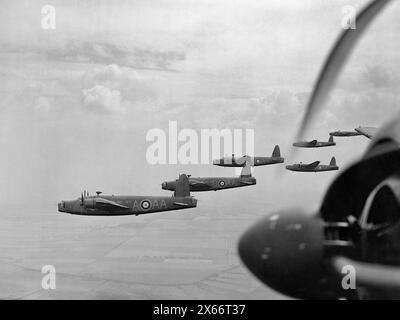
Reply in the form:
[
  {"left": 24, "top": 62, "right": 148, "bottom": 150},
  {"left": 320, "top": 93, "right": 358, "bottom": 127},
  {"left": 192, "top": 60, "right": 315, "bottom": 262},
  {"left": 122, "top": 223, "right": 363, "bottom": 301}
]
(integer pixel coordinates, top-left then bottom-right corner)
[
  {"left": 292, "top": 141, "right": 336, "bottom": 148},
  {"left": 286, "top": 164, "right": 339, "bottom": 172},
  {"left": 162, "top": 176, "right": 256, "bottom": 192},
  {"left": 58, "top": 195, "right": 197, "bottom": 216},
  {"left": 329, "top": 131, "right": 361, "bottom": 137},
  {"left": 213, "top": 156, "right": 284, "bottom": 167}
]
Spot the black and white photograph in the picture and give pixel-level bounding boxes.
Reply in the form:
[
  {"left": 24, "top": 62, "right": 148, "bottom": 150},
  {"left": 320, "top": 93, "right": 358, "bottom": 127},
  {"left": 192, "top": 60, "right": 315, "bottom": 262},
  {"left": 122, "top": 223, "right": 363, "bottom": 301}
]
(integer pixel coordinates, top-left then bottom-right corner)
[{"left": 0, "top": 0, "right": 399, "bottom": 307}]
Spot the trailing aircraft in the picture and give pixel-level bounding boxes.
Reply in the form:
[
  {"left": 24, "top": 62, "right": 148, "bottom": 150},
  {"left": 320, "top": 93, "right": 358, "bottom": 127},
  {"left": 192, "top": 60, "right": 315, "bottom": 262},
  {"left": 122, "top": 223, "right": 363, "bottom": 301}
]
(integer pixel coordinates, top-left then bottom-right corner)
[
  {"left": 212, "top": 145, "right": 284, "bottom": 167},
  {"left": 162, "top": 162, "right": 256, "bottom": 192},
  {"left": 286, "top": 157, "right": 338, "bottom": 172},
  {"left": 329, "top": 130, "right": 361, "bottom": 137},
  {"left": 293, "top": 136, "right": 336, "bottom": 148}
]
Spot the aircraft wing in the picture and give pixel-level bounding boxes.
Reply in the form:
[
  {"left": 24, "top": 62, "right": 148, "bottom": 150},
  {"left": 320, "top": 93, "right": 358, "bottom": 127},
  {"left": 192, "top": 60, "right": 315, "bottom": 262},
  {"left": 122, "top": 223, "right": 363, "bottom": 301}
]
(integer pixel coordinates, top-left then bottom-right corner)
[
  {"left": 236, "top": 156, "right": 250, "bottom": 166},
  {"left": 331, "top": 256, "right": 400, "bottom": 291},
  {"left": 355, "top": 126, "right": 378, "bottom": 139},
  {"left": 95, "top": 198, "right": 130, "bottom": 210},
  {"left": 305, "top": 161, "right": 320, "bottom": 168}
]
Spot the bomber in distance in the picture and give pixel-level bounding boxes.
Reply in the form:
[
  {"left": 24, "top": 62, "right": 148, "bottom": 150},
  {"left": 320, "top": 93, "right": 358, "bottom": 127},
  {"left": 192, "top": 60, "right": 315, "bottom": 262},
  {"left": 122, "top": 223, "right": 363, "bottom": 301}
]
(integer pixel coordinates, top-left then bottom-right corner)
[
  {"left": 329, "top": 130, "right": 361, "bottom": 137},
  {"left": 212, "top": 145, "right": 284, "bottom": 167},
  {"left": 286, "top": 157, "right": 338, "bottom": 172},
  {"left": 293, "top": 136, "right": 336, "bottom": 148},
  {"left": 162, "top": 162, "right": 256, "bottom": 192}
]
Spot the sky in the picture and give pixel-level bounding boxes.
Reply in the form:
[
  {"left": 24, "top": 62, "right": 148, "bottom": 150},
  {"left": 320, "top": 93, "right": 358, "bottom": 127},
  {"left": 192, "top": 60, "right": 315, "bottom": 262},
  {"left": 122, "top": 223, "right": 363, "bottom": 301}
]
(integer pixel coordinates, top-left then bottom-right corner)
[{"left": 0, "top": 0, "right": 399, "bottom": 209}]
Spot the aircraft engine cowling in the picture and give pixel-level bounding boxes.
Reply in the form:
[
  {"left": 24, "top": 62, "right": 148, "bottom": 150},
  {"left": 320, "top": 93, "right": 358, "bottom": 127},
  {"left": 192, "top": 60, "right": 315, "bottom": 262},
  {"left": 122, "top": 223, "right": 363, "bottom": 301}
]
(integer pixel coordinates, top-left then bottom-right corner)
[
  {"left": 238, "top": 210, "right": 332, "bottom": 299},
  {"left": 83, "top": 198, "right": 96, "bottom": 209}
]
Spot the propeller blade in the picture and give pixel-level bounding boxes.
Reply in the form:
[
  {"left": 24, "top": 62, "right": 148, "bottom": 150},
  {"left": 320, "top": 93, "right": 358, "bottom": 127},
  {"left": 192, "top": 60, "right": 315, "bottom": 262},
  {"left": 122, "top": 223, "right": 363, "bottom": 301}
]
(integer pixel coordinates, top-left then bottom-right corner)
[{"left": 296, "top": 0, "right": 393, "bottom": 140}]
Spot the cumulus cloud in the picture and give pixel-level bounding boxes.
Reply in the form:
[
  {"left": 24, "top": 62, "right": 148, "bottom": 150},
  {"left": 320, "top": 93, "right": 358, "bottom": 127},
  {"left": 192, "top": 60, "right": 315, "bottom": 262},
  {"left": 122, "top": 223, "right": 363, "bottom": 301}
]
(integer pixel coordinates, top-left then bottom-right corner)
[
  {"left": 82, "top": 64, "right": 159, "bottom": 102},
  {"left": 159, "top": 89, "right": 309, "bottom": 131},
  {"left": 83, "top": 85, "right": 123, "bottom": 114}
]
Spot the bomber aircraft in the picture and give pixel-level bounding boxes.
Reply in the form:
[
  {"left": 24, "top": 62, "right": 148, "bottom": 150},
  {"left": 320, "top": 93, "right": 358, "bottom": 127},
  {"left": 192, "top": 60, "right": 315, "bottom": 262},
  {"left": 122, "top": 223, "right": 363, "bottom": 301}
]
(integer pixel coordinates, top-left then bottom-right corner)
[
  {"left": 293, "top": 136, "right": 335, "bottom": 148},
  {"left": 329, "top": 130, "right": 361, "bottom": 137},
  {"left": 212, "top": 145, "right": 284, "bottom": 167},
  {"left": 286, "top": 157, "right": 338, "bottom": 172},
  {"left": 162, "top": 162, "right": 255, "bottom": 192},
  {"left": 238, "top": 0, "right": 399, "bottom": 300},
  {"left": 58, "top": 174, "right": 197, "bottom": 216}
]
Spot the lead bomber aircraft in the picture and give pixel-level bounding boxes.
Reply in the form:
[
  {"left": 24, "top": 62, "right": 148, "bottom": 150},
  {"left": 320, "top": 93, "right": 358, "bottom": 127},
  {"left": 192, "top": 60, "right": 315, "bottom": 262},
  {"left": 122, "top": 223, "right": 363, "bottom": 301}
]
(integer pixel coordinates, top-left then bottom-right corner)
[{"left": 58, "top": 174, "right": 197, "bottom": 216}]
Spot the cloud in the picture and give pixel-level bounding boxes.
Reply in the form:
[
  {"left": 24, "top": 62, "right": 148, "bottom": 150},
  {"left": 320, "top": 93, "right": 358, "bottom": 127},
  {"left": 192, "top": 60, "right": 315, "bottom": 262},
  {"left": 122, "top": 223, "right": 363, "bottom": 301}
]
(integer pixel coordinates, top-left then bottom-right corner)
[
  {"left": 1, "top": 40, "right": 186, "bottom": 71},
  {"left": 339, "top": 64, "right": 399, "bottom": 92},
  {"left": 33, "top": 96, "right": 52, "bottom": 114},
  {"left": 82, "top": 85, "right": 123, "bottom": 114},
  {"left": 362, "top": 65, "right": 397, "bottom": 89},
  {"left": 157, "top": 89, "right": 308, "bottom": 131},
  {"left": 83, "top": 64, "right": 159, "bottom": 102}
]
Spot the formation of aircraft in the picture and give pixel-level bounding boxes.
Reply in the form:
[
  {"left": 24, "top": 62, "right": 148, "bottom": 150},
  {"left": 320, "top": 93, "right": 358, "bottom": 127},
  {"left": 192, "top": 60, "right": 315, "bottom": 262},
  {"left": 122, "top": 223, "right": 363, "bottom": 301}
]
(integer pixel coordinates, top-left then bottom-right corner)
[
  {"left": 58, "top": 174, "right": 197, "bottom": 216},
  {"left": 55, "top": 0, "right": 397, "bottom": 300},
  {"left": 59, "top": 146, "right": 282, "bottom": 217},
  {"left": 286, "top": 157, "right": 338, "bottom": 173},
  {"left": 162, "top": 162, "right": 256, "bottom": 192},
  {"left": 212, "top": 145, "right": 284, "bottom": 167},
  {"left": 238, "top": 0, "right": 398, "bottom": 299}
]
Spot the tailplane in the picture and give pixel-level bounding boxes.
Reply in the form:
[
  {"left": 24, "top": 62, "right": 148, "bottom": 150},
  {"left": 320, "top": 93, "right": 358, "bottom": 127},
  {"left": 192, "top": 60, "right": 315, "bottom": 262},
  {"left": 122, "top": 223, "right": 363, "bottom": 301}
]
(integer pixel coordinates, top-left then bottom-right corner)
[
  {"left": 330, "top": 156, "right": 337, "bottom": 166},
  {"left": 174, "top": 174, "right": 190, "bottom": 197},
  {"left": 240, "top": 162, "right": 252, "bottom": 177},
  {"left": 272, "top": 145, "right": 281, "bottom": 158},
  {"left": 329, "top": 135, "right": 334, "bottom": 143}
]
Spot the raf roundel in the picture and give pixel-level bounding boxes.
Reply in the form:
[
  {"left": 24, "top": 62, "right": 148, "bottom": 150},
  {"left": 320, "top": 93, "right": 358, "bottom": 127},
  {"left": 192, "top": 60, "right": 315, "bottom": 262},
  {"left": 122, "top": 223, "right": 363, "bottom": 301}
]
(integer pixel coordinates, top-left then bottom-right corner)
[
  {"left": 140, "top": 199, "right": 151, "bottom": 210},
  {"left": 219, "top": 180, "right": 226, "bottom": 187}
]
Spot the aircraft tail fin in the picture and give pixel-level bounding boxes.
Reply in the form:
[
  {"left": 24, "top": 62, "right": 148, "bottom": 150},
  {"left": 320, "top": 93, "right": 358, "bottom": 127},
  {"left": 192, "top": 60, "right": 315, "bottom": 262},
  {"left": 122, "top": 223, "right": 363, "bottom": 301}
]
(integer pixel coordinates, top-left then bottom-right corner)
[
  {"left": 174, "top": 174, "right": 190, "bottom": 197},
  {"left": 272, "top": 145, "right": 281, "bottom": 158},
  {"left": 329, "top": 135, "right": 334, "bottom": 143},
  {"left": 240, "top": 162, "right": 252, "bottom": 177},
  {"left": 330, "top": 156, "right": 337, "bottom": 166}
]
